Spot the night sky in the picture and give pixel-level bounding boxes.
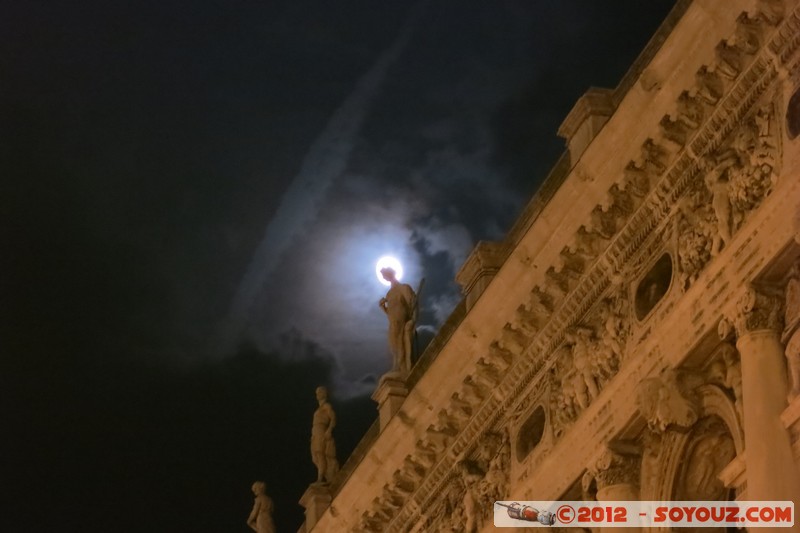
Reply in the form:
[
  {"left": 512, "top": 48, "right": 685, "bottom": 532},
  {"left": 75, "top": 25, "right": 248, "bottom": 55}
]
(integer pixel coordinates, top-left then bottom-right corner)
[{"left": 3, "top": 1, "right": 675, "bottom": 531}]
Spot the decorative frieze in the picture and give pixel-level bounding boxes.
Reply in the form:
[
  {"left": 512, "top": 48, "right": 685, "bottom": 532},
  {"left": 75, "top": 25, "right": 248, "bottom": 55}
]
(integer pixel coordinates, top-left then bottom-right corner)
[{"left": 677, "top": 93, "right": 782, "bottom": 290}]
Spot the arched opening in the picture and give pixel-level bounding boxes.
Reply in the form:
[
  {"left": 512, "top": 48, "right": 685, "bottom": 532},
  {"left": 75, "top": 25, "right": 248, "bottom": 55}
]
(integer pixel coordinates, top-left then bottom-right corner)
[
  {"left": 787, "top": 86, "right": 800, "bottom": 139},
  {"left": 635, "top": 253, "right": 673, "bottom": 320},
  {"left": 516, "top": 406, "right": 545, "bottom": 462}
]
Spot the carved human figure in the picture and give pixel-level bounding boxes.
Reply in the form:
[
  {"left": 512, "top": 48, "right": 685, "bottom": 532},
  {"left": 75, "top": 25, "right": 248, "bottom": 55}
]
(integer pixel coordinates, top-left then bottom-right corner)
[
  {"left": 755, "top": 106, "right": 770, "bottom": 137},
  {"left": 703, "top": 156, "right": 736, "bottom": 255},
  {"left": 720, "top": 344, "right": 744, "bottom": 420},
  {"left": 441, "top": 484, "right": 464, "bottom": 533},
  {"left": 481, "top": 432, "right": 510, "bottom": 505},
  {"left": 597, "top": 298, "right": 625, "bottom": 360},
  {"left": 677, "top": 188, "right": 716, "bottom": 288},
  {"left": 247, "top": 481, "right": 276, "bottom": 533},
  {"left": 783, "top": 262, "right": 800, "bottom": 402},
  {"left": 378, "top": 267, "right": 418, "bottom": 374},
  {"left": 458, "top": 461, "right": 484, "bottom": 533},
  {"left": 549, "top": 372, "right": 573, "bottom": 439},
  {"left": 554, "top": 346, "right": 584, "bottom": 413},
  {"left": 683, "top": 433, "right": 736, "bottom": 500},
  {"left": 310, "top": 386, "right": 339, "bottom": 483},
  {"left": 593, "top": 299, "right": 625, "bottom": 382},
  {"left": 570, "top": 327, "right": 600, "bottom": 401},
  {"left": 551, "top": 386, "right": 574, "bottom": 437},
  {"left": 726, "top": 118, "right": 776, "bottom": 214},
  {"left": 640, "top": 429, "right": 663, "bottom": 496}
]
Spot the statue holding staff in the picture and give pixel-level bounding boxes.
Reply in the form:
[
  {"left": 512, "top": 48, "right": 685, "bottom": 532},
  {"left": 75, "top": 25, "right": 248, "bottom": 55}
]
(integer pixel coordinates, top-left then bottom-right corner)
[{"left": 378, "top": 267, "right": 420, "bottom": 375}]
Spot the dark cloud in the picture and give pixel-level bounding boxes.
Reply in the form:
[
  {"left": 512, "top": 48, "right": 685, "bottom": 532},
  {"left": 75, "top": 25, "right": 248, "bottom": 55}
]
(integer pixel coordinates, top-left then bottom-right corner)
[
  {"left": 236, "top": 1, "right": 552, "bottom": 390},
  {"left": 1, "top": 343, "right": 374, "bottom": 532},
  {"left": 491, "top": 0, "right": 681, "bottom": 188}
]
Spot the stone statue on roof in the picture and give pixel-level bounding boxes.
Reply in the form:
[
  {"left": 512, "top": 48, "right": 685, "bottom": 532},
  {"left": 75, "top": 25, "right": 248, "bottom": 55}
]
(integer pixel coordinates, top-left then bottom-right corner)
[{"left": 378, "top": 267, "right": 419, "bottom": 375}]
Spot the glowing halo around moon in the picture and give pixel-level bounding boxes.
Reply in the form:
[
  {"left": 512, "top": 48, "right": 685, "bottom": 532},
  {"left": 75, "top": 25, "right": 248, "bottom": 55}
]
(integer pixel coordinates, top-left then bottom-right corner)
[{"left": 375, "top": 255, "right": 403, "bottom": 286}]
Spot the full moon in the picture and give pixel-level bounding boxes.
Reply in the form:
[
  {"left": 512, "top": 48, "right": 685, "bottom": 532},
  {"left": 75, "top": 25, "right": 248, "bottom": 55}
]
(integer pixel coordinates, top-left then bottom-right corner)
[{"left": 375, "top": 256, "right": 403, "bottom": 286}]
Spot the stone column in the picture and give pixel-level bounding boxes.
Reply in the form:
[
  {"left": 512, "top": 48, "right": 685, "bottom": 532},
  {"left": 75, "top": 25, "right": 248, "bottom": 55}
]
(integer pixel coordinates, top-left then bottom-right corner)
[
  {"left": 372, "top": 372, "right": 409, "bottom": 431},
  {"left": 593, "top": 449, "right": 640, "bottom": 533},
  {"left": 299, "top": 483, "right": 331, "bottom": 531},
  {"left": 730, "top": 285, "right": 800, "bottom": 510}
]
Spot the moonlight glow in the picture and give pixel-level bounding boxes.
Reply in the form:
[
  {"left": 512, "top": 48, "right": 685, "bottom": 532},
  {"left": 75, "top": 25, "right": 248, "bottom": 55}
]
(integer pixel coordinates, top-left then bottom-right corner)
[{"left": 375, "top": 256, "right": 403, "bottom": 286}]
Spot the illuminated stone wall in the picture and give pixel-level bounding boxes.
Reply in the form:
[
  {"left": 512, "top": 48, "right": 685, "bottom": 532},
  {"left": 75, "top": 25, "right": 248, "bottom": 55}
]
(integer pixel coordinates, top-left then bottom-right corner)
[{"left": 302, "top": 0, "right": 800, "bottom": 530}]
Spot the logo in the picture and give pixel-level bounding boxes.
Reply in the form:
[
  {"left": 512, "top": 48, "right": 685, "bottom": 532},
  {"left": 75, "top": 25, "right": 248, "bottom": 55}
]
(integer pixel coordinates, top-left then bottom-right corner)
[
  {"left": 494, "top": 501, "right": 795, "bottom": 528},
  {"left": 494, "top": 502, "right": 556, "bottom": 526}
]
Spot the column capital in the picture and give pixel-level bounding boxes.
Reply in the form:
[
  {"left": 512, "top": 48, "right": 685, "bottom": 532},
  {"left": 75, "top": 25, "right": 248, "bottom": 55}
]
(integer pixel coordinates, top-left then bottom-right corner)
[
  {"left": 730, "top": 284, "right": 783, "bottom": 338},
  {"left": 592, "top": 449, "right": 640, "bottom": 491}
]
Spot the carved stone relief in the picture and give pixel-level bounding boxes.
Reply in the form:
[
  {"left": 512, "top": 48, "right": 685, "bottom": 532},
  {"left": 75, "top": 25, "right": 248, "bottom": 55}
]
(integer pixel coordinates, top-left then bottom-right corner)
[
  {"left": 717, "top": 342, "right": 744, "bottom": 422},
  {"left": 550, "top": 353, "right": 577, "bottom": 440},
  {"left": 542, "top": 286, "right": 632, "bottom": 443},
  {"left": 638, "top": 428, "right": 664, "bottom": 500},
  {"left": 636, "top": 369, "right": 702, "bottom": 432},
  {"left": 674, "top": 417, "right": 736, "bottom": 501},
  {"left": 568, "top": 326, "right": 601, "bottom": 404},
  {"left": 478, "top": 431, "right": 511, "bottom": 509},
  {"left": 594, "top": 291, "right": 629, "bottom": 370},
  {"left": 457, "top": 460, "right": 485, "bottom": 533},
  {"left": 420, "top": 431, "right": 511, "bottom": 533},
  {"left": 783, "top": 261, "right": 800, "bottom": 401},
  {"left": 676, "top": 93, "right": 782, "bottom": 289},
  {"left": 730, "top": 283, "right": 784, "bottom": 337}
]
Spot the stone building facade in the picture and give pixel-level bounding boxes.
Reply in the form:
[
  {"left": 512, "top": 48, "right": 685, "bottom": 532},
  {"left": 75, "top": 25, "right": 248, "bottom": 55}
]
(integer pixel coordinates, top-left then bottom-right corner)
[{"left": 301, "top": 0, "right": 800, "bottom": 531}]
